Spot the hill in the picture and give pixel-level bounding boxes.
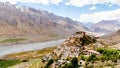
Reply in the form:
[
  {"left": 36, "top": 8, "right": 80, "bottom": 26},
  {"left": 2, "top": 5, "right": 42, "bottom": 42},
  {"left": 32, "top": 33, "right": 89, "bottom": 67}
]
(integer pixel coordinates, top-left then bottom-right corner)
[{"left": 100, "top": 29, "right": 120, "bottom": 45}]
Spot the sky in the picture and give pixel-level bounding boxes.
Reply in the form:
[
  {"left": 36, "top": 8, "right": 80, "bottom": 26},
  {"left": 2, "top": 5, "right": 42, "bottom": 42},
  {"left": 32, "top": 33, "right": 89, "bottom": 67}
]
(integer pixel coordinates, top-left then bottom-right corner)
[{"left": 0, "top": 0, "right": 120, "bottom": 23}]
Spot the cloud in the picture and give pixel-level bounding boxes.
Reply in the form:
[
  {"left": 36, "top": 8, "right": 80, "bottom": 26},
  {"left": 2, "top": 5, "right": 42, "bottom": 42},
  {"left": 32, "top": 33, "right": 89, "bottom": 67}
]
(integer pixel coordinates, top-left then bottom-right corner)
[
  {"left": 75, "top": 9, "right": 120, "bottom": 23},
  {"left": 89, "top": 6, "right": 96, "bottom": 10},
  {"left": 108, "top": 4, "right": 112, "bottom": 7},
  {"left": 0, "top": 0, "right": 63, "bottom": 5},
  {"left": 65, "top": 0, "right": 120, "bottom": 7}
]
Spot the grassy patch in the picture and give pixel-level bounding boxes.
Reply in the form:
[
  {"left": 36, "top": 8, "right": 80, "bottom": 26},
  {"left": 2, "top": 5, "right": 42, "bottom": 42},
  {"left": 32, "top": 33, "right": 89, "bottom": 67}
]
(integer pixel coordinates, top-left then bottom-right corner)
[
  {"left": 0, "top": 60, "right": 21, "bottom": 68},
  {"left": 36, "top": 47, "right": 56, "bottom": 54},
  {"left": 0, "top": 47, "right": 56, "bottom": 68},
  {"left": 1, "top": 38, "right": 27, "bottom": 44},
  {"left": 3, "top": 47, "right": 57, "bottom": 60},
  {"left": 97, "top": 48, "right": 120, "bottom": 61}
]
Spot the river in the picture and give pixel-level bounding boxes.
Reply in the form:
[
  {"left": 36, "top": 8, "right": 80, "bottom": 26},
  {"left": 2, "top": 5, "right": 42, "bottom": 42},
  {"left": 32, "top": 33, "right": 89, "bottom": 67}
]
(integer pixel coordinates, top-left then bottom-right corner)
[{"left": 0, "top": 39, "right": 65, "bottom": 57}]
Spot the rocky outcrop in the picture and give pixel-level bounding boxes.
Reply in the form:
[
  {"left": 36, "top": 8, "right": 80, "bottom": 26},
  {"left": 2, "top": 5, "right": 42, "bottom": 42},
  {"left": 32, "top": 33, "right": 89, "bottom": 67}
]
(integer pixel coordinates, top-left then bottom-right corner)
[{"left": 62, "top": 31, "right": 96, "bottom": 47}]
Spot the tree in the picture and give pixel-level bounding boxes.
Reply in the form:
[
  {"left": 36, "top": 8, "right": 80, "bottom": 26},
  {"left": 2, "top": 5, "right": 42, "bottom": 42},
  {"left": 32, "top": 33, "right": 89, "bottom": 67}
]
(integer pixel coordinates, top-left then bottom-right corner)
[
  {"left": 97, "top": 48, "right": 104, "bottom": 54},
  {"left": 71, "top": 57, "right": 78, "bottom": 65},
  {"left": 45, "top": 59, "right": 54, "bottom": 68},
  {"left": 62, "top": 57, "right": 79, "bottom": 68},
  {"left": 87, "top": 54, "right": 97, "bottom": 62}
]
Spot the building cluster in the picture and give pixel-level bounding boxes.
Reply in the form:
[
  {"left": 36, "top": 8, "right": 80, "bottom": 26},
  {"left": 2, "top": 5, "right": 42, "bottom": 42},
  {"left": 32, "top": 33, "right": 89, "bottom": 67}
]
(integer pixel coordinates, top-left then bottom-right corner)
[
  {"left": 42, "top": 31, "right": 101, "bottom": 67},
  {"left": 54, "top": 45, "right": 80, "bottom": 59}
]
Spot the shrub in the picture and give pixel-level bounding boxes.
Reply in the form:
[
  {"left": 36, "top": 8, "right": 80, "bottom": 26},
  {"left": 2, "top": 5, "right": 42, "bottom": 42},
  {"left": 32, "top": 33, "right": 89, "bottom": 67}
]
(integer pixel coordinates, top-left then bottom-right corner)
[
  {"left": 22, "top": 60, "right": 29, "bottom": 62},
  {"left": 80, "top": 55, "right": 86, "bottom": 61},
  {"left": 87, "top": 54, "right": 98, "bottom": 62},
  {"left": 97, "top": 48, "right": 120, "bottom": 61}
]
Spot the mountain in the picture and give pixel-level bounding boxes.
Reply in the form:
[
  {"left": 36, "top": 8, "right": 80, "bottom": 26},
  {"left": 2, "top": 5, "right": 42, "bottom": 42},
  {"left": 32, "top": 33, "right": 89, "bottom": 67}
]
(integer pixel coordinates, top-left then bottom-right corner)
[
  {"left": 92, "top": 20, "right": 120, "bottom": 34},
  {"left": 82, "top": 22, "right": 95, "bottom": 31},
  {"left": 100, "top": 29, "right": 120, "bottom": 45},
  {"left": 0, "top": 2, "right": 88, "bottom": 38}
]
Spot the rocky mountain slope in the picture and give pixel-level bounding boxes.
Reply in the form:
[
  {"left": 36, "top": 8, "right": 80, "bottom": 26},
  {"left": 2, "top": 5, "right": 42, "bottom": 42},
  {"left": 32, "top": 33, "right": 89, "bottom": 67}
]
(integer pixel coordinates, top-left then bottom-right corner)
[
  {"left": 92, "top": 20, "right": 120, "bottom": 34},
  {"left": 0, "top": 2, "right": 88, "bottom": 38},
  {"left": 100, "top": 29, "right": 120, "bottom": 45}
]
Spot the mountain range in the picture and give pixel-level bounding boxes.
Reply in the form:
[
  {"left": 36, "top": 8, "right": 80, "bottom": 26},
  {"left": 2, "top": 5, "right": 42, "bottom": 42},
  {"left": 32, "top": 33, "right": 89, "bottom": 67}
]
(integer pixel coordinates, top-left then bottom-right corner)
[
  {"left": 0, "top": 2, "right": 89, "bottom": 38},
  {"left": 84, "top": 20, "right": 120, "bottom": 34},
  {"left": 0, "top": 2, "right": 120, "bottom": 39}
]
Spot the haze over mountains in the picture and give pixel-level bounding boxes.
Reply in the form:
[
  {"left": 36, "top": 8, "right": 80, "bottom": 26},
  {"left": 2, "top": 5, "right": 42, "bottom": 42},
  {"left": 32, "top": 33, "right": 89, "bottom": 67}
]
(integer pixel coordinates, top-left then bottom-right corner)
[
  {"left": 82, "top": 19, "right": 120, "bottom": 34},
  {"left": 0, "top": 2, "right": 89, "bottom": 38}
]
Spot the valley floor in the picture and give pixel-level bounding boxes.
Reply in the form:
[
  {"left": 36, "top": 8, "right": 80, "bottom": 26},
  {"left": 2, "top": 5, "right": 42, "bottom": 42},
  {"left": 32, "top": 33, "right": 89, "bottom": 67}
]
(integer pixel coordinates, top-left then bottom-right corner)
[{"left": 0, "top": 39, "right": 65, "bottom": 57}]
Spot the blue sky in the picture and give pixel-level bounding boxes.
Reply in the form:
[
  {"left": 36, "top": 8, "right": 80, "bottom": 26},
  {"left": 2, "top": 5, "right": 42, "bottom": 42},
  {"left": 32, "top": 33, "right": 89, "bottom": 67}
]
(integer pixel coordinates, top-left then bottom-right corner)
[
  {"left": 17, "top": 2, "right": 120, "bottom": 18},
  {"left": 0, "top": 0, "right": 120, "bottom": 23}
]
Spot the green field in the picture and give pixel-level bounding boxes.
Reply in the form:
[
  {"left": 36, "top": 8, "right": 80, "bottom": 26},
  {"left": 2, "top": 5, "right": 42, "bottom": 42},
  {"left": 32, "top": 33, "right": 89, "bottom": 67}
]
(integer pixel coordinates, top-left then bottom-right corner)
[{"left": 0, "top": 60, "right": 22, "bottom": 68}]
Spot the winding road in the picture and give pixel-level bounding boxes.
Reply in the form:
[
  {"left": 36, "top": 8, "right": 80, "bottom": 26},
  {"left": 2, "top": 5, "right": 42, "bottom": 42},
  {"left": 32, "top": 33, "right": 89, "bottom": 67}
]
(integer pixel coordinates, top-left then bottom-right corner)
[{"left": 0, "top": 39, "right": 65, "bottom": 57}]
